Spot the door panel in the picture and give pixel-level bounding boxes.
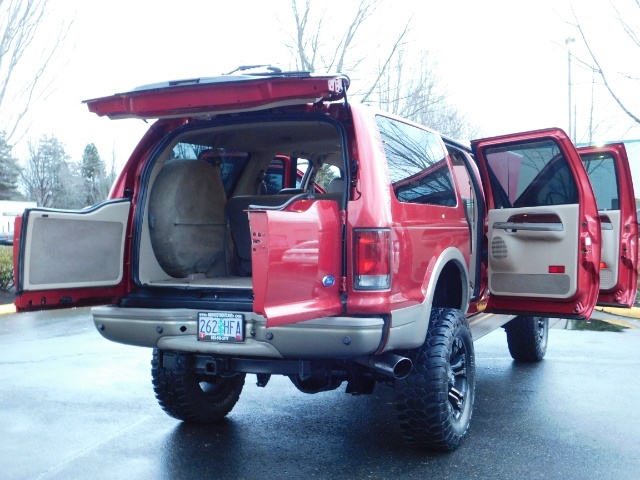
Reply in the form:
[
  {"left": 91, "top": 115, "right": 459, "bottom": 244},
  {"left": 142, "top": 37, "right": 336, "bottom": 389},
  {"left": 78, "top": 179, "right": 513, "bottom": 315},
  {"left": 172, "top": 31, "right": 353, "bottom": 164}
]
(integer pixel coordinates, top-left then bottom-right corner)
[
  {"left": 473, "top": 129, "right": 601, "bottom": 319},
  {"left": 249, "top": 199, "right": 343, "bottom": 327},
  {"left": 16, "top": 200, "right": 130, "bottom": 311},
  {"left": 579, "top": 144, "right": 638, "bottom": 307},
  {"left": 599, "top": 211, "right": 621, "bottom": 291},
  {"left": 488, "top": 204, "right": 579, "bottom": 298}
]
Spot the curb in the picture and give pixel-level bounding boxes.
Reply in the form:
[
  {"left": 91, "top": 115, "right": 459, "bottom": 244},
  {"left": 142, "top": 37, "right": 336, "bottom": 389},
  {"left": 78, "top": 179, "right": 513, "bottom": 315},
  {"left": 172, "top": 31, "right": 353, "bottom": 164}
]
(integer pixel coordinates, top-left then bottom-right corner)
[
  {"left": 594, "top": 306, "right": 640, "bottom": 320},
  {"left": 599, "top": 317, "right": 640, "bottom": 329},
  {"left": 0, "top": 303, "right": 15, "bottom": 315}
]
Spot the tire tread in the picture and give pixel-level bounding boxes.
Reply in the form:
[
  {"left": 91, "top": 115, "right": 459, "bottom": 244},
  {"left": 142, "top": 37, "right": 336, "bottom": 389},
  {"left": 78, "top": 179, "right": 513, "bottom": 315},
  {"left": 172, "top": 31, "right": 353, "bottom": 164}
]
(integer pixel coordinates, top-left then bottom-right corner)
[
  {"left": 394, "top": 308, "right": 475, "bottom": 451},
  {"left": 151, "top": 349, "right": 245, "bottom": 423}
]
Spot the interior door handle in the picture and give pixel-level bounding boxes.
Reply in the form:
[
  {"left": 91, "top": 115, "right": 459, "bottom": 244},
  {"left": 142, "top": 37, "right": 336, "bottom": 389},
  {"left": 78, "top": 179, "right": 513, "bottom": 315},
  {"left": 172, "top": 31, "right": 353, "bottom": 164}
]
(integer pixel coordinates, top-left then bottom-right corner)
[{"left": 493, "top": 222, "right": 564, "bottom": 232}]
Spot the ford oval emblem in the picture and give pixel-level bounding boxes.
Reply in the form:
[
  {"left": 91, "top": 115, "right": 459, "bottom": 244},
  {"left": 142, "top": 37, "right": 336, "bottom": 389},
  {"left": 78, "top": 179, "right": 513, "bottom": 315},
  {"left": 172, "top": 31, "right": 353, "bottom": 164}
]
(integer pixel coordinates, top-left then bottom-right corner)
[{"left": 322, "top": 275, "right": 336, "bottom": 288}]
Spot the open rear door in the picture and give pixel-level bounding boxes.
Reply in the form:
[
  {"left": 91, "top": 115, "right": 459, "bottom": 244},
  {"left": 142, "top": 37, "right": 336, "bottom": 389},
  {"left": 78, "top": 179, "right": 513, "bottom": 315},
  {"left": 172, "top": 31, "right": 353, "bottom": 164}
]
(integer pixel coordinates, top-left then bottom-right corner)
[
  {"left": 249, "top": 198, "right": 343, "bottom": 327},
  {"left": 578, "top": 143, "right": 638, "bottom": 307},
  {"left": 15, "top": 200, "right": 131, "bottom": 312},
  {"left": 473, "top": 129, "right": 601, "bottom": 319},
  {"left": 84, "top": 73, "right": 349, "bottom": 120}
]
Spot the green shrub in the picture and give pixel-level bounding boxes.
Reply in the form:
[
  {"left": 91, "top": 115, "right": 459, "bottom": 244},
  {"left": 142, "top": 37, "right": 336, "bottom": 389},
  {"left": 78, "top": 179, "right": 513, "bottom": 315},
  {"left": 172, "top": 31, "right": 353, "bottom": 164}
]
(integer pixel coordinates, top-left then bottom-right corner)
[{"left": 0, "top": 246, "right": 14, "bottom": 291}]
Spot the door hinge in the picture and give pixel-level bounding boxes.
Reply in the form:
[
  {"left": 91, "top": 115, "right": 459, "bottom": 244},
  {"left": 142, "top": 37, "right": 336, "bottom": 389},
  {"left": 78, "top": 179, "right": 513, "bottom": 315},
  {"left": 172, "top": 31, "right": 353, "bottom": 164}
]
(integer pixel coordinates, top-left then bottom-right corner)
[
  {"left": 339, "top": 210, "right": 347, "bottom": 225},
  {"left": 340, "top": 276, "right": 347, "bottom": 292}
]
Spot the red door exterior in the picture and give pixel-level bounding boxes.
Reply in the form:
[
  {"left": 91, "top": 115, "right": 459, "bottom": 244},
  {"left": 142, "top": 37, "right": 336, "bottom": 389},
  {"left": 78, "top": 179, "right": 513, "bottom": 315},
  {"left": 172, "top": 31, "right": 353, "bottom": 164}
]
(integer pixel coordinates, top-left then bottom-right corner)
[
  {"left": 250, "top": 199, "right": 343, "bottom": 327},
  {"left": 578, "top": 143, "right": 638, "bottom": 307}
]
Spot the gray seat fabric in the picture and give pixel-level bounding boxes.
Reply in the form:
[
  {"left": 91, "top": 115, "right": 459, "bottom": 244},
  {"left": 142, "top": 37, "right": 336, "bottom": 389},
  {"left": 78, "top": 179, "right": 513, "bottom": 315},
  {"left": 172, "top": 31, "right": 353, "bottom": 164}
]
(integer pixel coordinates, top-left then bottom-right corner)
[
  {"left": 327, "top": 177, "right": 345, "bottom": 193},
  {"left": 148, "top": 159, "right": 228, "bottom": 278}
]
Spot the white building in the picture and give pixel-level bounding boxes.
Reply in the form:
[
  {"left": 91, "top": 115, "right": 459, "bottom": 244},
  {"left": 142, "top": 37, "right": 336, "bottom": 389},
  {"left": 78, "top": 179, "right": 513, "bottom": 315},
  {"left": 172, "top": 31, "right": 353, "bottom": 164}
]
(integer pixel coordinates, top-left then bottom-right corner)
[{"left": 0, "top": 201, "right": 37, "bottom": 234}]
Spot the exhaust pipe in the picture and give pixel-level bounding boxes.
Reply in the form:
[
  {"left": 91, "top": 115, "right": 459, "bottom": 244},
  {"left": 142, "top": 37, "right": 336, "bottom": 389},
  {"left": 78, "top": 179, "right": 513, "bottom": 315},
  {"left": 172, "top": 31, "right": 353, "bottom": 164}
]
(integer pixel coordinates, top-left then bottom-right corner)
[{"left": 355, "top": 353, "right": 413, "bottom": 380}]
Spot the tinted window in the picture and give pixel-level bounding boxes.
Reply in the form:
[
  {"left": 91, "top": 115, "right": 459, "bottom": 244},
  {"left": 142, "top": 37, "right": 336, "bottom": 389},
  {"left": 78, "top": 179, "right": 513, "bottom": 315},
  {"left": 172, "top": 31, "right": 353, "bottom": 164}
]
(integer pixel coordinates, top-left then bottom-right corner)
[
  {"left": 581, "top": 153, "right": 619, "bottom": 210},
  {"left": 376, "top": 116, "right": 455, "bottom": 206},
  {"left": 484, "top": 139, "right": 578, "bottom": 208},
  {"left": 264, "top": 158, "right": 285, "bottom": 194}
]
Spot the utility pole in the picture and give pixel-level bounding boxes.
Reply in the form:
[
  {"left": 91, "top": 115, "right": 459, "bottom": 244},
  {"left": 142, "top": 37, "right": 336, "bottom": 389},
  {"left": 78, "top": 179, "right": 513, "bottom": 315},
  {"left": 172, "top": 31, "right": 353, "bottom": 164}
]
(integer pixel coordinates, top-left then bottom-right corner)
[{"left": 566, "top": 37, "right": 575, "bottom": 142}]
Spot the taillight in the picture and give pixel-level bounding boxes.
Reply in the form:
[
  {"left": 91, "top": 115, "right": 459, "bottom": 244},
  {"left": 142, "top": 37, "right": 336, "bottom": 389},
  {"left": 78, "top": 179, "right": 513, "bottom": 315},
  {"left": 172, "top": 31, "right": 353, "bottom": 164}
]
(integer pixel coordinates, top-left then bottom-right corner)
[{"left": 354, "top": 229, "right": 391, "bottom": 290}]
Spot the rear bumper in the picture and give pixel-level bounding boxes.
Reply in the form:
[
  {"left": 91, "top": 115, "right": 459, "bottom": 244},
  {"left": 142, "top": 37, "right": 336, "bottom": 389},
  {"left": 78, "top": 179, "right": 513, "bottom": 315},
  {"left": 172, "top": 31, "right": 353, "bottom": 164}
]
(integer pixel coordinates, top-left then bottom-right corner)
[{"left": 91, "top": 306, "right": 385, "bottom": 359}]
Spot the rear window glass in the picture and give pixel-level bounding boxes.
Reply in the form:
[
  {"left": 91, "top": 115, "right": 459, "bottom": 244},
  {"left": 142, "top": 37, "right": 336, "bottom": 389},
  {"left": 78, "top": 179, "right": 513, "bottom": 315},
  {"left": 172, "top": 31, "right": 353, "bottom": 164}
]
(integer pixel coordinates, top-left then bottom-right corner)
[{"left": 376, "top": 116, "right": 455, "bottom": 206}]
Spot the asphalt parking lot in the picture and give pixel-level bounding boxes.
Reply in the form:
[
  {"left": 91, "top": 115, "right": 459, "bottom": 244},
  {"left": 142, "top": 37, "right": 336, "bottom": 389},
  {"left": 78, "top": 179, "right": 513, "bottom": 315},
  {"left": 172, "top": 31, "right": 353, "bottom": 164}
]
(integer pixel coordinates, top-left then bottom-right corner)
[{"left": 1, "top": 307, "right": 639, "bottom": 480}]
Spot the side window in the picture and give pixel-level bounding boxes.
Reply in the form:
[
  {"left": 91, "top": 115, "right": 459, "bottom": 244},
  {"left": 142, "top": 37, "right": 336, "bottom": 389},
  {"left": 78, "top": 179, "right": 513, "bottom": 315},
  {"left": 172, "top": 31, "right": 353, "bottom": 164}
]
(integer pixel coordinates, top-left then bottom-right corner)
[
  {"left": 376, "top": 116, "right": 456, "bottom": 206},
  {"left": 295, "top": 159, "right": 341, "bottom": 193},
  {"left": 313, "top": 164, "right": 342, "bottom": 192},
  {"left": 483, "top": 140, "right": 578, "bottom": 208},
  {"left": 449, "top": 148, "right": 477, "bottom": 230},
  {"left": 264, "top": 158, "right": 285, "bottom": 194},
  {"left": 581, "top": 153, "right": 619, "bottom": 210}
]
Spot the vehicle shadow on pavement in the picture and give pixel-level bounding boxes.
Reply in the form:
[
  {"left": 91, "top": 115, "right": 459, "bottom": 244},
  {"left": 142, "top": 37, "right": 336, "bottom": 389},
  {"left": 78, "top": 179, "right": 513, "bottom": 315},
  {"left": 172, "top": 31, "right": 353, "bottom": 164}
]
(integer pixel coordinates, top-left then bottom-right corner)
[{"left": 159, "top": 383, "right": 449, "bottom": 480}]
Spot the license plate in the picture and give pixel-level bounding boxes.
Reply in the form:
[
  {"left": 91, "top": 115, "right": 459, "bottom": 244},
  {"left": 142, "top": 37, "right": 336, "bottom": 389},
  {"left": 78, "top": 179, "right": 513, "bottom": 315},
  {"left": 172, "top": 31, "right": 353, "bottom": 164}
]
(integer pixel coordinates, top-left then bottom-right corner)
[{"left": 198, "top": 312, "right": 245, "bottom": 342}]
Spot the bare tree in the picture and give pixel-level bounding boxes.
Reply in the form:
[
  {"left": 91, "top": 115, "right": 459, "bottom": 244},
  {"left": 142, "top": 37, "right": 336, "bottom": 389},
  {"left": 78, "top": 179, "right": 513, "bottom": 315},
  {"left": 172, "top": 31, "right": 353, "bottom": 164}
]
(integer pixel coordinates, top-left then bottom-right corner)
[
  {"left": 571, "top": 2, "right": 640, "bottom": 126},
  {"left": 21, "top": 134, "right": 83, "bottom": 208},
  {"left": 105, "top": 147, "right": 119, "bottom": 198},
  {"left": 0, "top": 0, "right": 71, "bottom": 142},
  {"left": 285, "top": 0, "right": 411, "bottom": 98},
  {"left": 372, "top": 49, "right": 478, "bottom": 139},
  {"left": 284, "top": 1, "right": 477, "bottom": 139}
]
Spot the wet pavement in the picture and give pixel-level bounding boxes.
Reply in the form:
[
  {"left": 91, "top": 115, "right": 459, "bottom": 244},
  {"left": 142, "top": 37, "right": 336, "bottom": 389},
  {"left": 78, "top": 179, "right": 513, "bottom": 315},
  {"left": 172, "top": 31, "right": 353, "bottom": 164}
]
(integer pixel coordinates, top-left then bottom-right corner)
[{"left": 1, "top": 308, "right": 640, "bottom": 480}]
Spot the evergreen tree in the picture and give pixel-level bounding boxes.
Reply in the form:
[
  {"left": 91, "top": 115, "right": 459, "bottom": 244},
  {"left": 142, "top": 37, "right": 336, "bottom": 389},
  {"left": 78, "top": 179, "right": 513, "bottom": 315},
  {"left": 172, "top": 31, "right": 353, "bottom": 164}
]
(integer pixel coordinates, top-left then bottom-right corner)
[
  {"left": 81, "top": 143, "right": 107, "bottom": 205},
  {"left": 0, "top": 131, "right": 22, "bottom": 200}
]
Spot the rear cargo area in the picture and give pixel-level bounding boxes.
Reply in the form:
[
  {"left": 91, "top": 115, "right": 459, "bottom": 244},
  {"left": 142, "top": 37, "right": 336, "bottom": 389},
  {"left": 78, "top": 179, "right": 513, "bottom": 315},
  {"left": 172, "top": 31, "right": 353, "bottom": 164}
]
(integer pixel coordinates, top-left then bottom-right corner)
[{"left": 135, "top": 116, "right": 346, "bottom": 295}]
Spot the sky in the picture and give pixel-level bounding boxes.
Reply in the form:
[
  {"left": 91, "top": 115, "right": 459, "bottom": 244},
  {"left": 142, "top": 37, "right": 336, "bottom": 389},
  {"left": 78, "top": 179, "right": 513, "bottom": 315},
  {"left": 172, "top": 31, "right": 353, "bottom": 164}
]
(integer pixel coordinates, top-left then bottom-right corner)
[{"left": 4, "top": 0, "right": 640, "bottom": 189}]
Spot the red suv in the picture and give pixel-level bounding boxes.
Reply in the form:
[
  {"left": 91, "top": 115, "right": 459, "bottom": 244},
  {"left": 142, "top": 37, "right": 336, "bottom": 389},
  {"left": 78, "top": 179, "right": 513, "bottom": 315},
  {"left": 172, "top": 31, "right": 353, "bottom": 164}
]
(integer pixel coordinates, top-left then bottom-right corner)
[{"left": 14, "top": 70, "right": 638, "bottom": 451}]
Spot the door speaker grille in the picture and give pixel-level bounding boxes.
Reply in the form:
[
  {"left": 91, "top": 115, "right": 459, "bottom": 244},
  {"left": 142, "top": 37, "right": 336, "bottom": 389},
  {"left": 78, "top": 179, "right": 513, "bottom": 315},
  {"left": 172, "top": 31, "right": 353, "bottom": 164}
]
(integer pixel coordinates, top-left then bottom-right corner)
[{"left": 491, "top": 236, "right": 508, "bottom": 259}]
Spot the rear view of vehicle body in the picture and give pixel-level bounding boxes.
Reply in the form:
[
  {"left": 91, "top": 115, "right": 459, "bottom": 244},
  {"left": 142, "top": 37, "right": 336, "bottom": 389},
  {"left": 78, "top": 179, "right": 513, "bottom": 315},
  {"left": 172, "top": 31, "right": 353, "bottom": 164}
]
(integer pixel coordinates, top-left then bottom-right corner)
[{"left": 14, "top": 70, "right": 637, "bottom": 451}]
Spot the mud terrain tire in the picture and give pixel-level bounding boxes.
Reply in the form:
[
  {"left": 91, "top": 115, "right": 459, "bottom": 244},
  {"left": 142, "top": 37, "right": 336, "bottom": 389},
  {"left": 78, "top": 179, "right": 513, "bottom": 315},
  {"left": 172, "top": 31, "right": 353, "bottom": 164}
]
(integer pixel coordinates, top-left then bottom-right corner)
[
  {"left": 394, "top": 308, "right": 475, "bottom": 451},
  {"left": 505, "top": 316, "right": 549, "bottom": 362},
  {"left": 151, "top": 349, "right": 245, "bottom": 423}
]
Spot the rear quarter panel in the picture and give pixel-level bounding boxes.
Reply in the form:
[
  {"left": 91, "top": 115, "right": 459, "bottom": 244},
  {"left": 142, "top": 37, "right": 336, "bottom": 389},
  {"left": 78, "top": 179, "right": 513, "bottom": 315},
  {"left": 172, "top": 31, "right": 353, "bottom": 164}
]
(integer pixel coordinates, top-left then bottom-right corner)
[{"left": 346, "top": 105, "right": 470, "bottom": 315}]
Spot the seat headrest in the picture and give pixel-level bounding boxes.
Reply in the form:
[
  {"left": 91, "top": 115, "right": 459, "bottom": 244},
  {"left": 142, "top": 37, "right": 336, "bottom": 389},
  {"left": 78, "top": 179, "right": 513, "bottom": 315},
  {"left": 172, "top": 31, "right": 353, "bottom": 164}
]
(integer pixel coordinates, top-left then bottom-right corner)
[
  {"left": 197, "top": 149, "right": 221, "bottom": 166},
  {"left": 327, "top": 177, "right": 345, "bottom": 193}
]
